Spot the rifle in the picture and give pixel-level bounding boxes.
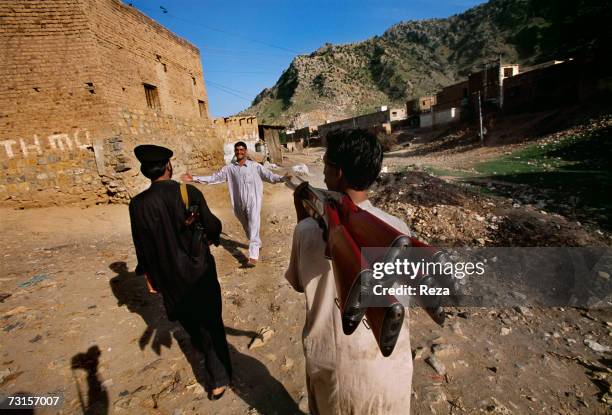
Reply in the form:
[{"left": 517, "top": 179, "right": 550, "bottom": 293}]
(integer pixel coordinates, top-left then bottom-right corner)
[{"left": 287, "top": 177, "right": 452, "bottom": 356}]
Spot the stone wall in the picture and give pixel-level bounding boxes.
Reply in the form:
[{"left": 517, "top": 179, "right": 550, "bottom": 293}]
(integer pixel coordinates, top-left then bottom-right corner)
[{"left": 0, "top": 0, "right": 223, "bottom": 207}]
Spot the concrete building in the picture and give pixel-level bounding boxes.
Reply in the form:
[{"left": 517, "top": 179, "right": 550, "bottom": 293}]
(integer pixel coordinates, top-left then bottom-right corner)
[
  {"left": 0, "top": 0, "right": 224, "bottom": 207},
  {"left": 294, "top": 126, "right": 317, "bottom": 143},
  {"left": 284, "top": 125, "right": 317, "bottom": 151}
]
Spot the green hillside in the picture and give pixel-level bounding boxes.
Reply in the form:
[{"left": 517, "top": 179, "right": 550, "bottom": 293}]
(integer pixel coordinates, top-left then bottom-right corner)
[{"left": 241, "top": 0, "right": 609, "bottom": 127}]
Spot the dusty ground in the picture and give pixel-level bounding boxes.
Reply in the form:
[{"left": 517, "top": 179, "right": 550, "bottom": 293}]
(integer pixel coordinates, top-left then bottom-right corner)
[{"left": 1, "top": 127, "right": 611, "bottom": 414}]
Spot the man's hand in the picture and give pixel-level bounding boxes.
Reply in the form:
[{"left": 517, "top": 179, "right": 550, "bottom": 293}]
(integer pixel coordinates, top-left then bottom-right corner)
[
  {"left": 293, "top": 182, "right": 310, "bottom": 222},
  {"left": 144, "top": 273, "right": 158, "bottom": 294},
  {"left": 181, "top": 173, "right": 193, "bottom": 183},
  {"left": 282, "top": 174, "right": 292, "bottom": 183}
]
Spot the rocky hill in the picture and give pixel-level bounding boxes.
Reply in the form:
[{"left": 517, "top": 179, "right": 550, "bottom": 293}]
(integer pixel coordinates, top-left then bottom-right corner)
[{"left": 241, "top": 0, "right": 609, "bottom": 127}]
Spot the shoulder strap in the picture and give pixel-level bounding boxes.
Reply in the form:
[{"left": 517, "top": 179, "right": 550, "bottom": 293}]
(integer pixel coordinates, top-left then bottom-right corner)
[{"left": 180, "top": 183, "right": 189, "bottom": 208}]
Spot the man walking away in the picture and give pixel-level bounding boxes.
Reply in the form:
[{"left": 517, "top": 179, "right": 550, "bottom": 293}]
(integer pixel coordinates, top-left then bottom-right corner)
[{"left": 129, "top": 144, "right": 231, "bottom": 400}]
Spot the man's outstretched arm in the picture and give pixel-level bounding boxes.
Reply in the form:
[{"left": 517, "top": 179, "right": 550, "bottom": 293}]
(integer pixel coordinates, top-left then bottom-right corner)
[
  {"left": 256, "top": 163, "right": 289, "bottom": 184},
  {"left": 182, "top": 166, "right": 228, "bottom": 185}
]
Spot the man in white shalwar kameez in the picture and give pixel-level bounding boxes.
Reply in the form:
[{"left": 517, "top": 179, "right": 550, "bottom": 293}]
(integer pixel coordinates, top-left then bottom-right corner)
[
  {"left": 285, "top": 129, "right": 412, "bottom": 414},
  {"left": 182, "top": 141, "right": 286, "bottom": 266}
]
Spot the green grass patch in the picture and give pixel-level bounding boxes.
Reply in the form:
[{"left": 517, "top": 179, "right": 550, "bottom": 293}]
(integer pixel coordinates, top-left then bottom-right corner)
[
  {"left": 474, "top": 126, "right": 612, "bottom": 229},
  {"left": 422, "top": 166, "right": 475, "bottom": 179}
]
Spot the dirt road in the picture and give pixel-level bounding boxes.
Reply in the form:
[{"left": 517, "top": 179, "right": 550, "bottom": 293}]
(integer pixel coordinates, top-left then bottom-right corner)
[{"left": 1, "top": 150, "right": 610, "bottom": 414}]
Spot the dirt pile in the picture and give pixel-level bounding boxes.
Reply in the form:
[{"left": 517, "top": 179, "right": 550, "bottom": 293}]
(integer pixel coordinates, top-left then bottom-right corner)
[{"left": 371, "top": 171, "right": 609, "bottom": 247}]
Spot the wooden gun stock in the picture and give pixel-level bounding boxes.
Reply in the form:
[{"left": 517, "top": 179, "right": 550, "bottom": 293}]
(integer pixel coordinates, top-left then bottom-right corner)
[
  {"left": 287, "top": 178, "right": 447, "bottom": 356},
  {"left": 326, "top": 205, "right": 405, "bottom": 355},
  {"left": 336, "top": 198, "right": 447, "bottom": 326}
]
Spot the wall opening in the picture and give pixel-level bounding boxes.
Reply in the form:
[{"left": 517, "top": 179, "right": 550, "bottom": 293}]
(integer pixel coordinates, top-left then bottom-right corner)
[
  {"left": 198, "top": 100, "right": 207, "bottom": 118},
  {"left": 144, "top": 83, "right": 160, "bottom": 110}
]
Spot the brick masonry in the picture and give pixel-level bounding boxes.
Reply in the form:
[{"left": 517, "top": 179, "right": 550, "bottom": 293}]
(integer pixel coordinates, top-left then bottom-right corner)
[{"left": 0, "top": 0, "right": 226, "bottom": 207}]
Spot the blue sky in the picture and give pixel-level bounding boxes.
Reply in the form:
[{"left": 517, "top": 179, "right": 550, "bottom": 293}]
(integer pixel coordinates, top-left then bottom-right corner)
[{"left": 130, "top": 0, "right": 486, "bottom": 118}]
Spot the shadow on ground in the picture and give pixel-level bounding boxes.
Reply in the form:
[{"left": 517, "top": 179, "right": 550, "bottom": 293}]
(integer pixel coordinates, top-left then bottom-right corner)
[
  {"left": 220, "top": 235, "right": 249, "bottom": 265},
  {"left": 70, "top": 345, "right": 109, "bottom": 415},
  {"left": 109, "top": 261, "right": 301, "bottom": 414}
]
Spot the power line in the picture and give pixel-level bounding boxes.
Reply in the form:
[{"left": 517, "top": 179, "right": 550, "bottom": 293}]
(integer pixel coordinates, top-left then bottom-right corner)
[
  {"left": 207, "top": 84, "right": 252, "bottom": 102},
  {"left": 205, "top": 70, "right": 271, "bottom": 74},
  {"left": 206, "top": 82, "right": 255, "bottom": 102},
  {"left": 200, "top": 55, "right": 288, "bottom": 63},
  {"left": 206, "top": 80, "right": 256, "bottom": 98},
  {"left": 130, "top": 3, "right": 303, "bottom": 55},
  {"left": 201, "top": 45, "right": 298, "bottom": 57}
]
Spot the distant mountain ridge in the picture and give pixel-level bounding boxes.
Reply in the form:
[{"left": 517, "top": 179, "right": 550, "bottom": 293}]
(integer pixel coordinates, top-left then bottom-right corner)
[{"left": 241, "top": 0, "right": 609, "bottom": 127}]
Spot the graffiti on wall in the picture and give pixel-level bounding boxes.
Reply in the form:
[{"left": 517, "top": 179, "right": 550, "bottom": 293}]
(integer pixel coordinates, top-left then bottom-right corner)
[{"left": 0, "top": 129, "right": 92, "bottom": 159}]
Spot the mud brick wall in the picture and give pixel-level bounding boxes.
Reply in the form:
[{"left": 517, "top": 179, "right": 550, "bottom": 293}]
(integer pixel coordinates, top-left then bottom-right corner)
[
  {"left": 213, "top": 116, "right": 259, "bottom": 144},
  {"left": 87, "top": 0, "right": 209, "bottom": 119},
  {"left": 86, "top": 0, "right": 223, "bottom": 199},
  {"left": 0, "top": 0, "right": 223, "bottom": 206},
  {"left": 0, "top": 0, "right": 110, "bottom": 206}
]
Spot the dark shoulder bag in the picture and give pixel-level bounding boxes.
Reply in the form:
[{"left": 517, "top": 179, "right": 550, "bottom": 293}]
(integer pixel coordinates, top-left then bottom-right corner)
[{"left": 180, "top": 183, "right": 207, "bottom": 257}]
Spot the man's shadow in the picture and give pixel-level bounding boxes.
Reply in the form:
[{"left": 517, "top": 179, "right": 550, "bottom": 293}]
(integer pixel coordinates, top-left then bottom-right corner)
[
  {"left": 70, "top": 345, "right": 109, "bottom": 415},
  {"left": 219, "top": 235, "right": 249, "bottom": 265},
  {"left": 109, "top": 262, "right": 176, "bottom": 354},
  {"left": 109, "top": 262, "right": 301, "bottom": 413},
  {"left": 174, "top": 327, "right": 303, "bottom": 414}
]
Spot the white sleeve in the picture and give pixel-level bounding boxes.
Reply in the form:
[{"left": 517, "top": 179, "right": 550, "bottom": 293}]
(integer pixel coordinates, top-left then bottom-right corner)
[
  {"left": 193, "top": 167, "right": 228, "bottom": 184},
  {"left": 256, "top": 163, "right": 284, "bottom": 184}
]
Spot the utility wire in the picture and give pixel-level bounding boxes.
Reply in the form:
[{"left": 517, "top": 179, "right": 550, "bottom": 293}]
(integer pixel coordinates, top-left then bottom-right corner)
[
  {"left": 130, "top": 3, "right": 303, "bottom": 55},
  {"left": 205, "top": 70, "right": 271, "bottom": 74},
  {"left": 202, "top": 45, "right": 299, "bottom": 57},
  {"left": 207, "top": 84, "right": 252, "bottom": 102},
  {"left": 206, "top": 80, "right": 256, "bottom": 98}
]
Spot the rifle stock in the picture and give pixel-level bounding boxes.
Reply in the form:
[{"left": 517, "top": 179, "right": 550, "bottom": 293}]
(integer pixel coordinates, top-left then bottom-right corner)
[
  {"left": 288, "top": 178, "right": 447, "bottom": 356},
  {"left": 326, "top": 221, "right": 370, "bottom": 335},
  {"left": 326, "top": 205, "right": 405, "bottom": 355},
  {"left": 337, "top": 199, "right": 448, "bottom": 326}
]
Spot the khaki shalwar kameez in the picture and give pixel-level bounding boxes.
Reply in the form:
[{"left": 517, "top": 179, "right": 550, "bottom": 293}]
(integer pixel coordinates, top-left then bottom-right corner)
[{"left": 285, "top": 200, "right": 413, "bottom": 415}]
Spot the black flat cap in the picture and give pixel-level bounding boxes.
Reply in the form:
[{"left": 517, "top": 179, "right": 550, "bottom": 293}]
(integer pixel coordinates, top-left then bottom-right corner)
[{"left": 134, "top": 144, "right": 173, "bottom": 163}]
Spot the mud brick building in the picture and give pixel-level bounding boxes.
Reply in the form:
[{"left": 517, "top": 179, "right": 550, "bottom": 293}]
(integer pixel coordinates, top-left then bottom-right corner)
[
  {"left": 468, "top": 63, "right": 519, "bottom": 110},
  {"left": 213, "top": 116, "right": 259, "bottom": 143},
  {"left": 502, "top": 57, "right": 611, "bottom": 114},
  {"left": 317, "top": 107, "right": 406, "bottom": 142},
  {"left": 0, "top": 0, "right": 225, "bottom": 207},
  {"left": 406, "top": 95, "right": 437, "bottom": 116}
]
